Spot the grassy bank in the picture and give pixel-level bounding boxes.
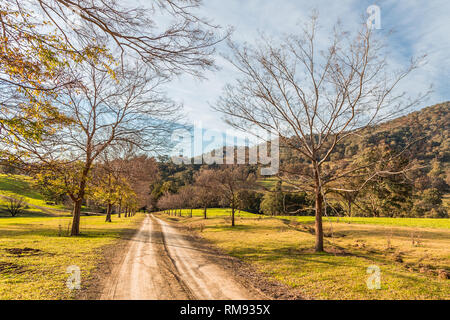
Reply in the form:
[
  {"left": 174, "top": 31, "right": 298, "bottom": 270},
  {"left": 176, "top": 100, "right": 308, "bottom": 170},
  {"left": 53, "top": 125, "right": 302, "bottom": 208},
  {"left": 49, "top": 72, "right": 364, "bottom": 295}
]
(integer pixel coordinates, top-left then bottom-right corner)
[
  {"left": 157, "top": 209, "right": 450, "bottom": 299},
  {"left": 0, "top": 214, "right": 144, "bottom": 300}
]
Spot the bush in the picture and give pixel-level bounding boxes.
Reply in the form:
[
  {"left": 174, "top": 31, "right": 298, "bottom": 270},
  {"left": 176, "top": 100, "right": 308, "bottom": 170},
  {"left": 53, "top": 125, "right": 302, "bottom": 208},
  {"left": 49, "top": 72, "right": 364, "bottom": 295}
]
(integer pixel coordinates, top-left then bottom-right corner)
[
  {"left": 237, "top": 190, "right": 263, "bottom": 214},
  {"left": 425, "top": 208, "right": 448, "bottom": 219},
  {"left": 6, "top": 197, "right": 26, "bottom": 217},
  {"left": 412, "top": 188, "right": 448, "bottom": 218}
]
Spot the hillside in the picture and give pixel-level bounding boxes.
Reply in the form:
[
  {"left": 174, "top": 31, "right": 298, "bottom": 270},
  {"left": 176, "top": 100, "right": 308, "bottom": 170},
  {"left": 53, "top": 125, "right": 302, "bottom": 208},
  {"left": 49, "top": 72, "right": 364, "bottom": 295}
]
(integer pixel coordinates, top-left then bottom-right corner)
[
  {"left": 0, "top": 174, "right": 69, "bottom": 217},
  {"left": 280, "top": 102, "right": 448, "bottom": 170},
  {"left": 153, "top": 102, "right": 450, "bottom": 217},
  {"left": 329, "top": 102, "right": 449, "bottom": 180}
]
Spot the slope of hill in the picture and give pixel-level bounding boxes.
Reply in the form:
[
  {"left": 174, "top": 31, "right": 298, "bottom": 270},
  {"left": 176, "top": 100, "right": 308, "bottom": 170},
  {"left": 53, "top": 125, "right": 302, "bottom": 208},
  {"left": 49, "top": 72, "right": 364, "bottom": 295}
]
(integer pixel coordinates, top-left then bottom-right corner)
[
  {"left": 0, "top": 174, "right": 68, "bottom": 216},
  {"left": 329, "top": 102, "right": 449, "bottom": 176},
  {"left": 153, "top": 102, "right": 449, "bottom": 217}
]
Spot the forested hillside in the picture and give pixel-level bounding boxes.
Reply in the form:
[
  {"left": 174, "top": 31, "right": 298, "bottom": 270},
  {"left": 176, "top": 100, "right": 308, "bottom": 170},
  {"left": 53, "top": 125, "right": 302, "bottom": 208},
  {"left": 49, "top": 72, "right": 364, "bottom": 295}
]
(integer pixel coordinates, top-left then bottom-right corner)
[
  {"left": 150, "top": 102, "right": 449, "bottom": 218},
  {"left": 326, "top": 102, "right": 449, "bottom": 179}
]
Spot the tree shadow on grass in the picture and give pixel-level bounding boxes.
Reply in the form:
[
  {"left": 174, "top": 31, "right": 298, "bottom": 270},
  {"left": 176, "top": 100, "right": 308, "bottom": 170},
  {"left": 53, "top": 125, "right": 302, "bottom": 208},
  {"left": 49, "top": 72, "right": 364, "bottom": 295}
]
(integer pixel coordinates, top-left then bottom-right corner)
[
  {"left": 205, "top": 224, "right": 272, "bottom": 232},
  {"left": 0, "top": 208, "right": 54, "bottom": 218},
  {"left": 0, "top": 224, "right": 137, "bottom": 239}
]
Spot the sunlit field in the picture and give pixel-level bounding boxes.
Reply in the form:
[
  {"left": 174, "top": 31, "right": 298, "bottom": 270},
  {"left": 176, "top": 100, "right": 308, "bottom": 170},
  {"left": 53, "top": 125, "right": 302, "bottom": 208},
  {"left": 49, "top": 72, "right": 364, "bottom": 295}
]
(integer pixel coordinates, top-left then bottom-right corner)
[
  {"left": 0, "top": 214, "right": 144, "bottom": 300},
  {"left": 0, "top": 174, "right": 67, "bottom": 213},
  {"left": 1, "top": 0, "right": 449, "bottom": 305},
  {"left": 157, "top": 209, "right": 450, "bottom": 299},
  {"left": 174, "top": 208, "right": 450, "bottom": 229}
]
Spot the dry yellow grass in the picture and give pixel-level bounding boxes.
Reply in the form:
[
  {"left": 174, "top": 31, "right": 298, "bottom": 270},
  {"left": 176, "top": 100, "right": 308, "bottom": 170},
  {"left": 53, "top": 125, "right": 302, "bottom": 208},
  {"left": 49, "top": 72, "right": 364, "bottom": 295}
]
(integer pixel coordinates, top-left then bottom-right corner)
[
  {"left": 158, "top": 210, "right": 450, "bottom": 300},
  {"left": 0, "top": 214, "right": 144, "bottom": 300}
]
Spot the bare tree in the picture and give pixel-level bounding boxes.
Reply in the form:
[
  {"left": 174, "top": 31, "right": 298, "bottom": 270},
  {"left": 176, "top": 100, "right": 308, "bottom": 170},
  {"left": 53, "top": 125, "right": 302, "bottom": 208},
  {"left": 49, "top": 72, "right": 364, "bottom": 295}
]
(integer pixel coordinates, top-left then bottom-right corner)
[
  {"left": 9, "top": 0, "right": 227, "bottom": 76},
  {"left": 93, "top": 146, "right": 160, "bottom": 220},
  {"left": 178, "top": 185, "right": 197, "bottom": 217},
  {"left": 158, "top": 192, "right": 180, "bottom": 216},
  {"left": 193, "top": 168, "right": 219, "bottom": 219},
  {"left": 21, "top": 61, "right": 181, "bottom": 235},
  {"left": 2, "top": 0, "right": 227, "bottom": 162},
  {"left": 6, "top": 196, "right": 26, "bottom": 217},
  {"left": 157, "top": 193, "right": 171, "bottom": 214},
  {"left": 215, "top": 15, "right": 428, "bottom": 251},
  {"left": 124, "top": 154, "right": 160, "bottom": 211},
  {"left": 213, "top": 166, "right": 256, "bottom": 227}
]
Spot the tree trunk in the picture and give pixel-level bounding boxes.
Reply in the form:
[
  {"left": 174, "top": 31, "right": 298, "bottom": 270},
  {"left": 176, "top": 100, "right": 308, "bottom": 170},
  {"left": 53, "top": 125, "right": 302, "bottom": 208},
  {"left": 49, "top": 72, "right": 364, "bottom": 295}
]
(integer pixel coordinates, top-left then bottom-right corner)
[
  {"left": 118, "top": 204, "right": 122, "bottom": 218},
  {"left": 70, "top": 163, "right": 92, "bottom": 236},
  {"left": 190, "top": 208, "right": 193, "bottom": 218},
  {"left": 231, "top": 205, "right": 235, "bottom": 227},
  {"left": 314, "top": 189, "right": 324, "bottom": 252},
  {"left": 71, "top": 199, "right": 83, "bottom": 236},
  {"left": 314, "top": 163, "right": 324, "bottom": 252},
  {"left": 203, "top": 206, "right": 207, "bottom": 219},
  {"left": 105, "top": 203, "right": 112, "bottom": 222},
  {"left": 348, "top": 198, "right": 352, "bottom": 217}
]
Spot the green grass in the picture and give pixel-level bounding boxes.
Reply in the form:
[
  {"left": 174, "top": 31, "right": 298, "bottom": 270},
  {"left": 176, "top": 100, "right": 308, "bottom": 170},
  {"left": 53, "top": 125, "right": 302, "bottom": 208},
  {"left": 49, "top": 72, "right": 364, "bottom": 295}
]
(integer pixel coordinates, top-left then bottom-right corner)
[
  {"left": 0, "top": 174, "right": 66, "bottom": 211},
  {"left": 283, "top": 216, "right": 450, "bottom": 229},
  {"left": 175, "top": 208, "right": 450, "bottom": 229},
  {"left": 177, "top": 208, "right": 258, "bottom": 218},
  {"left": 0, "top": 214, "right": 144, "bottom": 299},
  {"left": 158, "top": 209, "right": 450, "bottom": 300},
  {"left": 317, "top": 216, "right": 450, "bottom": 229}
]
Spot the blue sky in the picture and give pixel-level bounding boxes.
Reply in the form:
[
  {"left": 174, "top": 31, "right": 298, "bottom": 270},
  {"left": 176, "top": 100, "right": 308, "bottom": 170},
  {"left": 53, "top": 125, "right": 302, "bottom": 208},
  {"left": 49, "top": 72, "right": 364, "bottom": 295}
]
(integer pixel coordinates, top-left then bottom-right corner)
[
  {"left": 135, "top": 0, "right": 450, "bottom": 153},
  {"left": 163, "top": 1, "right": 450, "bottom": 133}
]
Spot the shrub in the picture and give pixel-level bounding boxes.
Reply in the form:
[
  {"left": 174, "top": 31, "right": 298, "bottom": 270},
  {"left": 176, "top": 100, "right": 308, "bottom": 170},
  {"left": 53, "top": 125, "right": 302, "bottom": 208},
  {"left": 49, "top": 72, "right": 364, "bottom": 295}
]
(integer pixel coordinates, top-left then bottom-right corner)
[{"left": 6, "top": 197, "right": 26, "bottom": 217}]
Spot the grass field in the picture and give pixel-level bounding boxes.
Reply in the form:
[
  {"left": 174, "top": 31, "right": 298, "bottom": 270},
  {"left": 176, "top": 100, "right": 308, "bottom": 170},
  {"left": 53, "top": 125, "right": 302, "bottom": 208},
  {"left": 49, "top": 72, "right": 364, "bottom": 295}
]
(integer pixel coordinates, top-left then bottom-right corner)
[
  {"left": 158, "top": 209, "right": 450, "bottom": 299},
  {"left": 1, "top": 170, "right": 448, "bottom": 300},
  {"left": 175, "top": 208, "right": 450, "bottom": 229},
  {"left": 0, "top": 214, "right": 144, "bottom": 299},
  {"left": 0, "top": 174, "right": 67, "bottom": 213}
]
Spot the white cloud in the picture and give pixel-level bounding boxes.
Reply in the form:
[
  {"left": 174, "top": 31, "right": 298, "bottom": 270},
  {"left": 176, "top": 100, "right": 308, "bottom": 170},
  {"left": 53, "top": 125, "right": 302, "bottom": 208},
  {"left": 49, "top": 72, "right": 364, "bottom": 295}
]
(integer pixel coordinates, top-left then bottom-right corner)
[{"left": 141, "top": 0, "right": 449, "bottom": 150}]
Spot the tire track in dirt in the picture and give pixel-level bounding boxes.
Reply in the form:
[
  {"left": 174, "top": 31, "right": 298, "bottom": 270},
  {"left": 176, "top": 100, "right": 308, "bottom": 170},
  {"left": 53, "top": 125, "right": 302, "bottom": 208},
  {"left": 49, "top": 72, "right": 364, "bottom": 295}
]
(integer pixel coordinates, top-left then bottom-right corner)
[{"left": 100, "top": 214, "right": 258, "bottom": 300}]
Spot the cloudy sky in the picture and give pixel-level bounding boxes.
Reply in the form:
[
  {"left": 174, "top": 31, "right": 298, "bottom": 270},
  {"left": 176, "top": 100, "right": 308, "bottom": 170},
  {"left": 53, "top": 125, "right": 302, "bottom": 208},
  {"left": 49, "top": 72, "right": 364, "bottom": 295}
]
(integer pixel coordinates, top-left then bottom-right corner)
[
  {"left": 162, "top": 0, "right": 449, "bottom": 131},
  {"left": 132, "top": 0, "right": 450, "bottom": 154}
]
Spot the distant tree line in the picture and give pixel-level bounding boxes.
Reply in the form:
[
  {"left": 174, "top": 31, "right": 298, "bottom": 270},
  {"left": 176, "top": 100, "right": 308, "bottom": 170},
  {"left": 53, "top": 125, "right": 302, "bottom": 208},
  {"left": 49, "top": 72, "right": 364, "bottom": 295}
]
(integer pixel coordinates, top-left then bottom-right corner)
[{"left": 148, "top": 101, "right": 449, "bottom": 221}]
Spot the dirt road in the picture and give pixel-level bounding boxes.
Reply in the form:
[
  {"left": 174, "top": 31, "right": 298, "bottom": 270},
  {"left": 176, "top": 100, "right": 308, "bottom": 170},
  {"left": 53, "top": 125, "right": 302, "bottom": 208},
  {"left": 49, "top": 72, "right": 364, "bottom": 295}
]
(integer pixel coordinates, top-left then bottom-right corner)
[{"left": 100, "top": 214, "right": 261, "bottom": 300}]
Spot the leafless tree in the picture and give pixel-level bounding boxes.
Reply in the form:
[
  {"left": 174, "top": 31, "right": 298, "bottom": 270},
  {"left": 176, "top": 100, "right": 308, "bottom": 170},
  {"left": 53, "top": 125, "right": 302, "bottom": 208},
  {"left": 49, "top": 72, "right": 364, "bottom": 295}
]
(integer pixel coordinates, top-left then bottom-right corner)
[
  {"left": 1, "top": 0, "right": 227, "bottom": 162},
  {"left": 124, "top": 154, "right": 160, "bottom": 211},
  {"left": 94, "top": 146, "right": 160, "bottom": 218},
  {"left": 193, "top": 168, "right": 219, "bottom": 219},
  {"left": 158, "top": 192, "right": 180, "bottom": 216},
  {"left": 10, "top": 0, "right": 227, "bottom": 76},
  {"left": 178, "top": 185, "right": 196, "bottom": 217},
  {"left": 6, "top": 196, "right": 26, "bottom": 217},
  {"left": 215, "top": 15, "right": 428, "bottom": 251},
  {"left": 213, "top": 166, "right": 256, "bottom": 226},
  {"left": 20, "top": 61, "right": 181, "bottom": 235}
]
